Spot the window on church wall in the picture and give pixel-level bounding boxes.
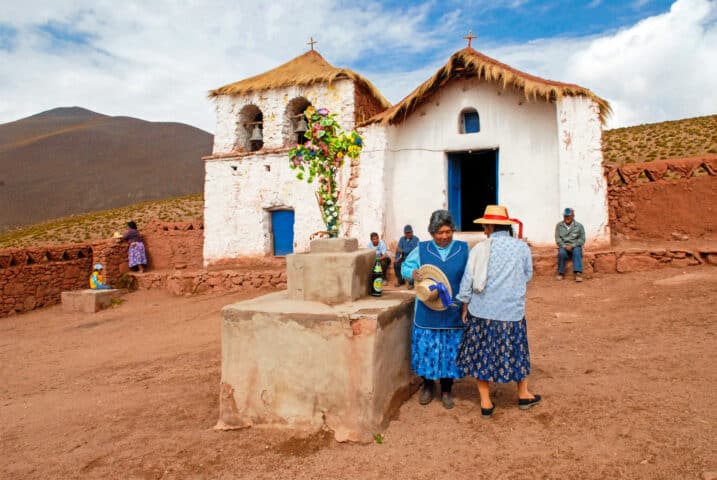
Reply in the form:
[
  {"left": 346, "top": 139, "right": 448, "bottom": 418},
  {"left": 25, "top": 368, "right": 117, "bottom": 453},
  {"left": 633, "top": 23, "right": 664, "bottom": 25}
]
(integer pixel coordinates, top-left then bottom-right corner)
[
  {"left": 459, "top": 108, "right": 480, "bottom": 134},
  {"left": 284, "top": 97, "right": 313, "bottom": 147},
  {"left": 236, "top": 104, "right": 264, "bottom": 152}
]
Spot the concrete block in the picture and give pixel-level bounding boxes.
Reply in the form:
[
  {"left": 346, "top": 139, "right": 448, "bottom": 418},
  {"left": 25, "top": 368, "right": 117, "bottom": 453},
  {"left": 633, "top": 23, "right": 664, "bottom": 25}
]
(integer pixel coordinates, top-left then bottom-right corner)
[
  {"left": 309, "top": 237, "right": 358, "bottom": 253},
  {"left": 217, "top": 290, "right": 416, "bottom": 442},
  {"left": 61, "top": 289, "right": 124, "bottom": 313},
  {"left": 286, "top": 246, "right": 374, "bottom": 305}
]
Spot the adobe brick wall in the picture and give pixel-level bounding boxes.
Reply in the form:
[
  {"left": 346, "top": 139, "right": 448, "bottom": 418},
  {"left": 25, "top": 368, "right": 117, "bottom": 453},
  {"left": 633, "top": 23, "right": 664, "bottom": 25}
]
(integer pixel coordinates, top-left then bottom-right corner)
[
  {"left": 0, "top": 245, "right": 94, "bottom": 317},
  {"left": 606, "top": 156, "right": 717, "bottom": 240},
  {"left": 141, "top": 220, "right": 204, "bottom": 270}
]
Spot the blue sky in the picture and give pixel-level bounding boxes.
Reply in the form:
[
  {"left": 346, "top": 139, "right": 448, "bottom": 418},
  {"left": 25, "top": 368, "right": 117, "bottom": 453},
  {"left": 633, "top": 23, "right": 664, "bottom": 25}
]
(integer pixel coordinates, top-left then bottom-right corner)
[{"left": 0, "top": 0, "right": 714, "bottom": 132}]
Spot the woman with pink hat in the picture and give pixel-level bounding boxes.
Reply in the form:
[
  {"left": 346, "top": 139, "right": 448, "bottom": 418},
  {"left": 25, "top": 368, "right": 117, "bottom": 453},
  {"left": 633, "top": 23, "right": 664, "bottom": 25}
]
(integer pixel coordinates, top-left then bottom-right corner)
[{"left": 455, "top": 205, "right": 540, "bottom": 419}]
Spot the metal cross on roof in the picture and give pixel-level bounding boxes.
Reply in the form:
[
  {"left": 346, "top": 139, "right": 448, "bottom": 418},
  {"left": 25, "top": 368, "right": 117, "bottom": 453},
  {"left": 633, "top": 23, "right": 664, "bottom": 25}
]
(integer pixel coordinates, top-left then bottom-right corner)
[
  {"left": 464, "top": 30, "right": 477, "bottom": 48},
  {"left": 307, "top": 37, "right": 317, "bottom": 51}
]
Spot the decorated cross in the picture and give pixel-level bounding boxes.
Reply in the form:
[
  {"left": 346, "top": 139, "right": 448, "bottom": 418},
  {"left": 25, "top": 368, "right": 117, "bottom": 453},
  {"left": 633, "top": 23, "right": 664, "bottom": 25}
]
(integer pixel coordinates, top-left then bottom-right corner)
[
  {"left": 307, "top": 37, "right": 317, "bottom": 51},
  {"left": 288, "top": 107, "right": 363, "bottom": 238}
]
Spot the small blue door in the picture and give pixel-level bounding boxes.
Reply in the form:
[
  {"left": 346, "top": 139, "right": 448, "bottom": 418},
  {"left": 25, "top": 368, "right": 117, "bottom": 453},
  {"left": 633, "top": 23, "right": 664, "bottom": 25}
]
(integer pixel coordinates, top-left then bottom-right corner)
[
  {"left": 447, "top": 155, "right": 462, "bottom": 231},
  {"left": 271, "top": 210, "right": 294, "bottom": 256}
]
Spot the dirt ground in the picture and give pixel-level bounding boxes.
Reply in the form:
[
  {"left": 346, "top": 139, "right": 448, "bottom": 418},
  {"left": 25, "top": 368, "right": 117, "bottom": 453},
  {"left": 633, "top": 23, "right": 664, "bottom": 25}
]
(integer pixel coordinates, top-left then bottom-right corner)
[{"left": 2, "top": 266, "right": 716, "bottom": 480}]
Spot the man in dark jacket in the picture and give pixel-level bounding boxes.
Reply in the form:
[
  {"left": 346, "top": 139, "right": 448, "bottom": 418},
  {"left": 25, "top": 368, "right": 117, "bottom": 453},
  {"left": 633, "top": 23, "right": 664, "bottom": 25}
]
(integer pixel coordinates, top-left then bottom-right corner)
[
  {"left": 555, "top": 208, "right": 585, "bottom": 282},
  {"left": 394, "top": 225, "right": 419, "bottom": 288}
]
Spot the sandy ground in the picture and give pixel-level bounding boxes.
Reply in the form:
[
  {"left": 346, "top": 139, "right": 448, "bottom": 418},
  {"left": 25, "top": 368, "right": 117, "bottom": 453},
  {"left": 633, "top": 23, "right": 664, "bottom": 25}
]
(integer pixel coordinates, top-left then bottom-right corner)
[{"left": 1, "top": 266, "right": 716, "bottom": 480}]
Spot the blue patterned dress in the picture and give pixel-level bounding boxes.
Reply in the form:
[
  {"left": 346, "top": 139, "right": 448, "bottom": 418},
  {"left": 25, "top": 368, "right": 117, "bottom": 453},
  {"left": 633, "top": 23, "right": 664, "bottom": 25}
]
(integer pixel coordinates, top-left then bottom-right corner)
[
  {"left": 402, "top": 240, "right": 468, "bottom": 380},
  {"left": 456, "top": 231, "right": 533, "bottom": 383}
]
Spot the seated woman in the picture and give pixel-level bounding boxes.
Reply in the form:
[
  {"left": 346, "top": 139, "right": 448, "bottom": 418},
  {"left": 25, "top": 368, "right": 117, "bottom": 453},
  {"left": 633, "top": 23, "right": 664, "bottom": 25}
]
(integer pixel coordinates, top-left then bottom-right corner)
[
  {"left": 122, "top": 221, "right": 148, "bottom": 273},
  {"left": 89, "top": 264, "right": 111, "bottom": 290}
]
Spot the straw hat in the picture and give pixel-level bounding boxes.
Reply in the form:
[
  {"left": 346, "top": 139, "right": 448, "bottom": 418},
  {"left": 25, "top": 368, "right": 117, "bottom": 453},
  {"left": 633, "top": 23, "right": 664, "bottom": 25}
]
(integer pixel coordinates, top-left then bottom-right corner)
[
  {"left": 414, "top": 264, "right": 453, "bottom": 311},
  {"left": 112, "top": 231, "right": 122, "bottom": 239},
  {"left": 473, "top": 205, "right": 524, "bottom": 238}
]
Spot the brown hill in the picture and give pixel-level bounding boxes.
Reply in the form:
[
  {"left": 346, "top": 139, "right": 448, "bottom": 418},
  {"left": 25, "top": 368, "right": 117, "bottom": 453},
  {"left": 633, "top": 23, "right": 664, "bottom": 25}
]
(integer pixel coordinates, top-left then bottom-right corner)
[
  {"left": 602, "top": 114, "right": 717, "bottom": 166},
  {"left": 0, "top": 107, "right": 212, "bottom": 232}
]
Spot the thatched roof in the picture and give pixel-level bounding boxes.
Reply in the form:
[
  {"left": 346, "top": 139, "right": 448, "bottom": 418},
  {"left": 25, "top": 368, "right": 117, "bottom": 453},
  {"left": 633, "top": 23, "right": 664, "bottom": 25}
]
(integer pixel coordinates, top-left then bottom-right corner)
[
  {"left": 209, "top": 50, "right": 391, "bottom": 109},
  {"left": 362, "top": 47, "right": 611, "bottom": 126}
]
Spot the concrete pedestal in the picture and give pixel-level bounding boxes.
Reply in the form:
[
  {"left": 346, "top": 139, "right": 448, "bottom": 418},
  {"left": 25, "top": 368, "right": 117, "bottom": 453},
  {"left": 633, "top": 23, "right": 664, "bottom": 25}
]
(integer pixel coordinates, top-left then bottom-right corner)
[
  {"left": 216, "top": 290, "right": 416, "bottom": 442},
  {"left": 286, "top": 237, "right": 375, "bottom": 305},
  {"left": 61, "top": 289, "right": 124, "bottom": 313}
]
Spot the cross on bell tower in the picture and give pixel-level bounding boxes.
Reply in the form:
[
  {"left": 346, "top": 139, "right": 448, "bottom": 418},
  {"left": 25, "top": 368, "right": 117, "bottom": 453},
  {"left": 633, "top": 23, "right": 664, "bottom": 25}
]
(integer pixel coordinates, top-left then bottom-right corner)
[
  {"left": 307, "top": 37, "right": 317, "bottom": 51},
  {"left": 463, "top": 30, "right": 477, "bottom": 48}
]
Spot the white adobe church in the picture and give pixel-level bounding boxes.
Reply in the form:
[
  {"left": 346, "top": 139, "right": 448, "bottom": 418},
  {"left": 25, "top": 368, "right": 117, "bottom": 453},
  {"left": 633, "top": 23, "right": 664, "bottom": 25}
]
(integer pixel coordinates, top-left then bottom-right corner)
[{"left": 202, "top": 42, "right": 612, "bottom": 265}]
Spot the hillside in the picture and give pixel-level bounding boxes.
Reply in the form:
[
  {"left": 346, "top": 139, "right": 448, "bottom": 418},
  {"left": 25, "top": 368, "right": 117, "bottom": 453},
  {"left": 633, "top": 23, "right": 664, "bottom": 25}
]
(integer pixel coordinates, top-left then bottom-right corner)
[
  {"left": 0, "top": 107, "right": 212, "bottom": 232},
  {"left": 2, "top": 113, "right": 716, "bottom": 250},
  {"left": 602, "top": 114, "right": 717, "bottom": 166}
]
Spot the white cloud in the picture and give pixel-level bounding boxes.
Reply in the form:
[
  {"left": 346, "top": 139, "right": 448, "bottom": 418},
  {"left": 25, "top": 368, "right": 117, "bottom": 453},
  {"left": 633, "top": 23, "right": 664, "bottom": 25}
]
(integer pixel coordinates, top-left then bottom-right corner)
[
  {"left": 478, "top": 0, "right": 717, "bottom": 128},
  {"left": 0, "top": 0, "right": 442, "bottom": 132},
  {"left": 0, "top": 0, "right": 714, "bottom": 133}
]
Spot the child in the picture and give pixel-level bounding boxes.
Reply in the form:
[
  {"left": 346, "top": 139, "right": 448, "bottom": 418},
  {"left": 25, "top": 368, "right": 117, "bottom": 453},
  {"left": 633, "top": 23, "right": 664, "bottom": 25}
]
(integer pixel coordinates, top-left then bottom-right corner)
[{"left": 89, "top": 264, "right": 111, "bottom": 290}]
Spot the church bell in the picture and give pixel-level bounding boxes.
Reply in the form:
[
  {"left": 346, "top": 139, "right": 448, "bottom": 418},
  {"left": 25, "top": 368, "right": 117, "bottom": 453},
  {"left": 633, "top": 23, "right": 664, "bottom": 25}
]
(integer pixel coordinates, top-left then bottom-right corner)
[
  {"left": 294, "top": 117, "right": 308, "bottom": 134},
  {"left": 250, "top": 124, "right": 263, "bottom": 142}
]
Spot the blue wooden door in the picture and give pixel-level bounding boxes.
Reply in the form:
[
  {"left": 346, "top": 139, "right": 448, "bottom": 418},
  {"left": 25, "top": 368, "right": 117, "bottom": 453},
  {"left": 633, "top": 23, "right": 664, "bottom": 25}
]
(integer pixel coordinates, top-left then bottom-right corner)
[
  {"left": 447, "top": 154, "right": 462, "bottom": 231},
  {"left": 271, "top": 210, "right": 294, "bottom": 256}
]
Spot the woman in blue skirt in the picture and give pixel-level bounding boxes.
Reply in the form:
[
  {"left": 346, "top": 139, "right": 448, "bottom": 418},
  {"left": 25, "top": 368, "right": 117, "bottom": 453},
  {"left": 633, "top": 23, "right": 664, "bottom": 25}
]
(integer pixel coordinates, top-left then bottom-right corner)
[
  {"left": 401, "top": 210, "right": 468, "bottom": 409},
  {"left": 456, "top": 205, "right": 540, "bottom": 418}
]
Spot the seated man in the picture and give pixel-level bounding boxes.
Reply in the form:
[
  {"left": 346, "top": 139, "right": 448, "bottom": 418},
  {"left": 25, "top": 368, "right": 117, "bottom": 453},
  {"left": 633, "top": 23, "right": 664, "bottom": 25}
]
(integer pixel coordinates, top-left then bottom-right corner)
[
  {"left": 555, "top": 208, "right": 585, "bottom": 282},
  {"left": 89, "top": 263, "right": 112, "bottom": 290},
  {"left": 393, "top": 224, "right": 419, "bottom": 289},
  {"left": 367, "top": 232, "right": 390, "bottom": 280}
]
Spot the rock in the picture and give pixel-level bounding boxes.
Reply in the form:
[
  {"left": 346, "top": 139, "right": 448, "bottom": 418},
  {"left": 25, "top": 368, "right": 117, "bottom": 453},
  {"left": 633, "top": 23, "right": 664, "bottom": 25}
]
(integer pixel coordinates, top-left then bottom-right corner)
[
  {"left": 616, "top": 254, "right": 659, "bottom": 273},
  {"left": 593, "top": 254, "right": 617, "bottom": 273},
  {"left": 702, "top": 471, "right": 717, "bottom": 480}
]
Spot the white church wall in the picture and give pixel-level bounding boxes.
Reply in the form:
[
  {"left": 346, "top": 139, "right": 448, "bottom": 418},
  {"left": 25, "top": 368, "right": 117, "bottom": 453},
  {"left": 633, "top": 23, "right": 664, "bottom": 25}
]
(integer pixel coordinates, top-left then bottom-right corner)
[
  {"left": 204, "top": 79, "right": 361, "bottom": 262},
  {"left": 203, "top": 152, "right": 328, "bottom": 264},
  {"left": 383, "top": 78, "right": 562, "bottom": 246},
  {"left": 556, "top": 96, "right": 610, "bottom": 247},
  {"left": 211, "top": 79, "right": 356, "bottom": 155},
  {"left": 350, "top": 124, "right": 389, "bottom": 246}
]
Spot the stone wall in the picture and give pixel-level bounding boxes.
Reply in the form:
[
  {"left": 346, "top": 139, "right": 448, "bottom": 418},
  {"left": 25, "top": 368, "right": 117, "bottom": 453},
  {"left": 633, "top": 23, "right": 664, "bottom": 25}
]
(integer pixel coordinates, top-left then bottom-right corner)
[
  {"left": 141, "top": 220, "right": 204, "bottom": 270},
  {"left": 532, "top": 245, "right": 717, "bottom": 276},
  {"left": 606, "top": 156, "right": 717, "bottom": 240},
  {"left": 0, "top": 244, "right": 94, "bottom": 317}
]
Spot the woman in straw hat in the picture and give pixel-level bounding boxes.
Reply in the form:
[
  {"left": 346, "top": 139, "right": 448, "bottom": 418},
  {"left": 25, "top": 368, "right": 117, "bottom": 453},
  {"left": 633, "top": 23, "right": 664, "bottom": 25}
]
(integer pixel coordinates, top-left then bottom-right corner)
[
  {"left": 455, "top": 205, "right": 540, "bottom": 419},
  {"left": 400, "top": 209, "right": 468, "bottom": 409}
]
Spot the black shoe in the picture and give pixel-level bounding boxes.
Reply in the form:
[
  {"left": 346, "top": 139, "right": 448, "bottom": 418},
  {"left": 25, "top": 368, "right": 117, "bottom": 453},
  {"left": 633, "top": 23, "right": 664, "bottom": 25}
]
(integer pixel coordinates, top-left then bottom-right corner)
[
  {"left": 419, "top": 385, "right": 434, "bottom": 405},
  {"left": 481, "top": 404, "right": 496, "bottom": 419},
  {"left": 441, "top": 393, "right": 455, "bottom": 410},
  {"left": 518, "top": 394, "right": 542, "bottom": 410}
]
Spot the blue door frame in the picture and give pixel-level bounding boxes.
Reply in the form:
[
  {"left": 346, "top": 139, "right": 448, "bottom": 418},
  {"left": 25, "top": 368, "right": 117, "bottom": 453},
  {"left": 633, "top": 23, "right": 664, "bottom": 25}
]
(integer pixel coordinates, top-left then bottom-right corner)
[
  {"left": 271, "top": 210, "right": 294, "bottom": 256},
  {"left": 447, "top": 150, "right": 499, "bottom": 231}
]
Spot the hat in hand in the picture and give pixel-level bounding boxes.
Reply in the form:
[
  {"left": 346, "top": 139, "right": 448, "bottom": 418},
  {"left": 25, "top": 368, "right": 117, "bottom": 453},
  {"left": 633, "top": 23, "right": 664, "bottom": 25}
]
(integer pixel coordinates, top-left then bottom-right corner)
[{"left": 414, "top": 264, "right": 453, "bottom": 311}]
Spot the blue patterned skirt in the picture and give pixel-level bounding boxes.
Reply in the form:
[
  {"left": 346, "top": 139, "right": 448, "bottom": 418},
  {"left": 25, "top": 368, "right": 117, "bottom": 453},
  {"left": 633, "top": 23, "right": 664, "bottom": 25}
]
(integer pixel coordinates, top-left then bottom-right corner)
[
  {"left": 411, "top": 325, "right": 464, "bottom": 379},
  {"left": 128, "top": 241, "right": 148, "bottom": 268},
  {"left": 457, "top": 314, "right": 531, "bottom": 383}
]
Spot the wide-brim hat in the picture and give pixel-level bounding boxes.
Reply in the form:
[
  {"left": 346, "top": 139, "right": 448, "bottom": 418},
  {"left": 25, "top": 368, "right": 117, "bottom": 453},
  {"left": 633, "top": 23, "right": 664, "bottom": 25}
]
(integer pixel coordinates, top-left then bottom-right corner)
[
  {"left": 414, "top": 264, "right": 453, "bottom": 311},
  {"left": 473, "top": 205, "right": 524, "bottom": 238},
  {"left": 112, "top": 231, "right": 122, "bottom": 239}
]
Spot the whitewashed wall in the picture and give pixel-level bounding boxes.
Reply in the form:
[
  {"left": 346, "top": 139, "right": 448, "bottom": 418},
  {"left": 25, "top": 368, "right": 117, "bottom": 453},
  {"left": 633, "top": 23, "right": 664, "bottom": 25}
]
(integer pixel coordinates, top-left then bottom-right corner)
[
  {"left": 379, "top": 78, "right": 564, "bottom": 246},
  {"left": 349, "top": 123, "right": 389, "bottom": 246},
  {"left": 204, "top": 79, "right": 358, "bottom": 264},
  {"left": 211, "top": 80, "right": 356, "bottom": 154},
  {"left": 555, "top": 96, "right": 610, "bottom": 247}
]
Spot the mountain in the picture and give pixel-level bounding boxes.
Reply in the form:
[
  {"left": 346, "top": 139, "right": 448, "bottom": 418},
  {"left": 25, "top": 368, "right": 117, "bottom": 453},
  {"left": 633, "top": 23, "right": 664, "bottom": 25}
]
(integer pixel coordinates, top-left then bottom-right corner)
[
  {"left": 602, "top": 114, "right": 717, "bottom": 166},
  {"left": 0, "top": 107, "right": 213, "bottom": 232}
]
